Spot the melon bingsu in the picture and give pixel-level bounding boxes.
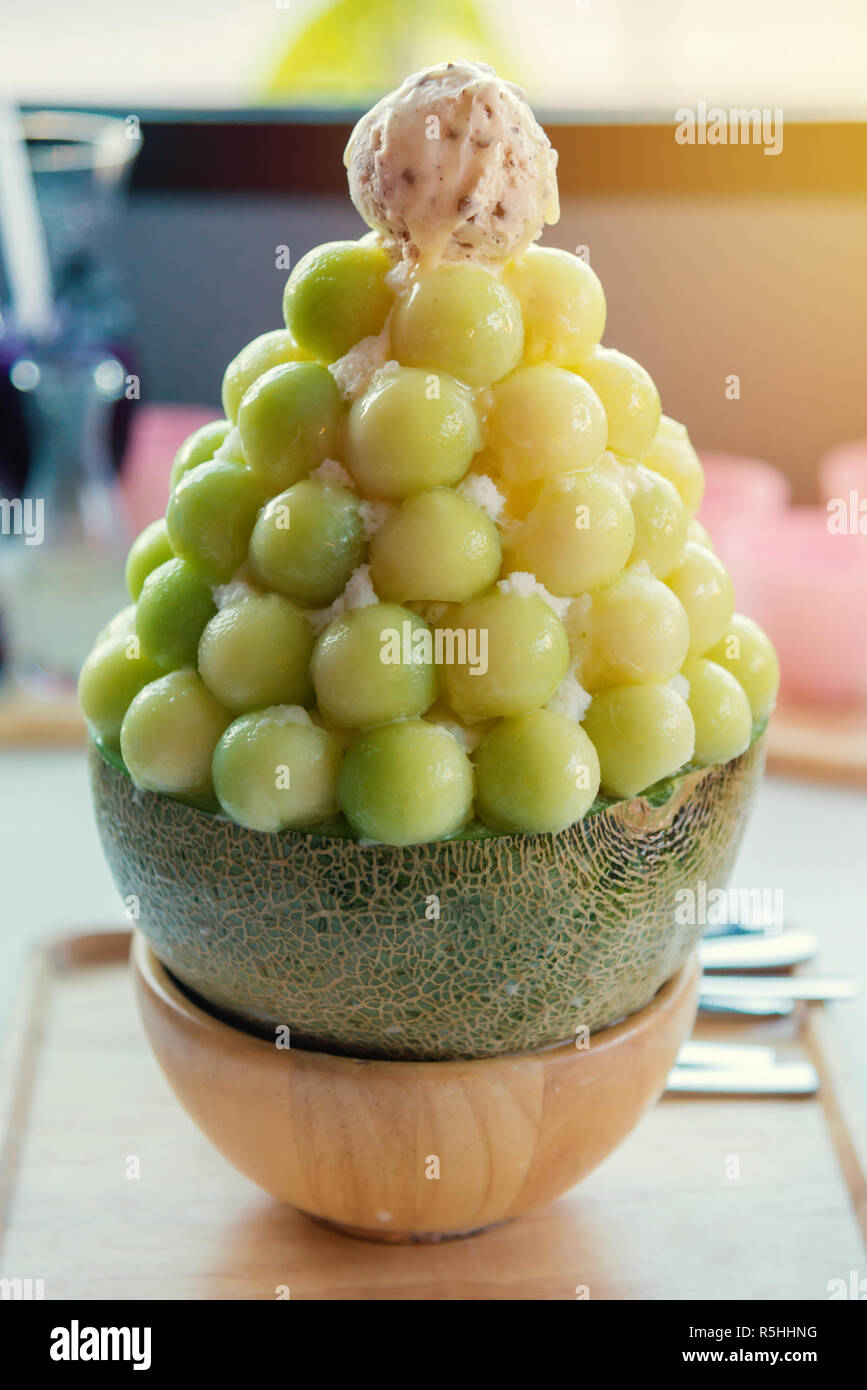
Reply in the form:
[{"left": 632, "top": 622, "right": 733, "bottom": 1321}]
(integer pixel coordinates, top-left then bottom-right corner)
[{"left": 84, "top": 61, "right": 777, "bottom": 1059}]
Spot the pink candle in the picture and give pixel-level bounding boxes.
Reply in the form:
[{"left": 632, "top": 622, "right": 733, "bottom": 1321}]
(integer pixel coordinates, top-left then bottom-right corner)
[
  {"left": 819, "top": 439, "right": 867, "bottom": 517},
  {"left": 120, "top": 404, "right": 219, "bottom": 530},
  {"left": 719, "top": 506, "right": 867, "bottom": 705},
  {"left": 698, "top": 451, "right": 791, "bottom": 536}
]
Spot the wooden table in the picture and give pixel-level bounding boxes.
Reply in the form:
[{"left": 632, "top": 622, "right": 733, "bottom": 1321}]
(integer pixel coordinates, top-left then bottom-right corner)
[{"left": 1, "top": 932, "right": 864, "bottom": 1301}]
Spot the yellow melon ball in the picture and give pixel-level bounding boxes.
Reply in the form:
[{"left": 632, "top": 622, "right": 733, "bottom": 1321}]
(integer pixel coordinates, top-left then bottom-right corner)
[
  {"left": 504, "top": 246, "right": 606, "bottom": 366},
  {"left": 628, "top": 464, "right": 689, "bottom": 578},
  {"left": 681, "top": 656, "right": 752, "bottom": 767},
  {"left": 688, "top": 517, "right": 714, "bottom": 550},
  {"left": 486, "top": 365, "right": 607, "bottom": 483},
  {"left": 583, "top": 682, "right": 695, "bottom": 799},
  {"left": 581, "top": 567, "right": 690, "bottom": 691},
  {"left": 573, "top": 346, "right": 661, "bottom": 461},
  {"left": 705, "top": 613, "right": 780, "bottom": 720},
  {"left": 667, "top": 542, "right": 735, "bottom": 656},
  {"left": 506, "top": 468, "right": 635, "bottom": 596},
  {"left": 644, "top": 416, "right": 705, "bottom": 516}
]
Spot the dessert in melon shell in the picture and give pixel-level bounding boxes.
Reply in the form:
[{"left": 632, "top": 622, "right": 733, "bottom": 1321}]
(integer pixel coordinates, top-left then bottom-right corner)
[{"left": 83, "top": 62, "right": 777, "bottom": 1237}]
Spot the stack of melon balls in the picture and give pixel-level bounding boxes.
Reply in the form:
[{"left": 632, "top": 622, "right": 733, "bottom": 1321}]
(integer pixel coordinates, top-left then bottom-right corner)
[{"left": 79, "top": 239, "right": 779, "bottom": 845}]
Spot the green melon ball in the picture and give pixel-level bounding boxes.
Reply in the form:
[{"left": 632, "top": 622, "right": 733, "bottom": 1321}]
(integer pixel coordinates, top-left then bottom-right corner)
[
  {"left": 221, "top": 328, "right": 312, "bottom": 424},
  {"left": 135, "top": 558, "right": 216, "bottom": 670},
  {"left": 213, "top": 709, "right": 342, "bottom": 832},
  {"left": 282, "top": 240, "right": 394, "bottom": 363},
  {"left": 681, "top": 657, "right": 752, "bottom": 767},
  {"left": 346, "top": 366, "right": 481, "bottom": 499},
  {"left": 704, "top": 613, "right": 780, "bottom": 720},
  {"left": 582, "top": 682, "right": 695, "bottom": 799},
  {"left": 338, "top": 719, "right": 473, "bottom": 845},
  {"left": 248, "top": 477, "right": 365, "bottom": 608},
  {"left": 238, "top": 361, "right": 343, "bottom": 494},
  {"left": 198, "top": 593, "right": 314, "bottom": 714},
  {"left": 312, "top": 603, "right": 437, "bottom": 728},
  {"left": 169, "top": 419, "right": 233, "bottom": 492},
  {"left": 440, "top": 591, "right": 570, "bottom": 720},
  {"left": 474, "top": 710, "right": 601, "bottom": 834},
  {"left": 78, "top": 633, "right": 162, "bottom": 745},
  {"left": 165, "top": 459, "right": 265, "bottom": 586},
  {"left": 125, "top": 518, "right": 174, "bottom": 601},
  {"left": 370, "top": 488, "right": 501, "bottom": 603},
  {"left": 390, "top": 263, "right": 523, "bottom": 387},
  {"left": 120, "top": 668, "right": 231, "bottom": 802}
]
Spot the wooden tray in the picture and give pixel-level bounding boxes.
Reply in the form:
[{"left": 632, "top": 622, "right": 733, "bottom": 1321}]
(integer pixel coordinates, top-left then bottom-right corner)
[
  {"left": 766, "top": 699, "right": 867, "bottom": 787},
  {"left": 1, "top": 931, "right": 865, "bottom": 1301}
]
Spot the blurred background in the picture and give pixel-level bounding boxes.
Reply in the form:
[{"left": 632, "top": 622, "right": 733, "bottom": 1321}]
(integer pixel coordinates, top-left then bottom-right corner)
[{"left": 0, "top": 0, "right": 866, "bottom": 1018}]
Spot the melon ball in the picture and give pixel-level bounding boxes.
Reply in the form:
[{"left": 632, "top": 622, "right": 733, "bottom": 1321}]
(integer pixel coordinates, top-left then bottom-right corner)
[
  {"left": 347, "top": 366, "right": 481, "bottom": 498},
  {"left": 390, "top": 262, "right": 523, "bottom": 386},
  {"left": 221, "top": 329, "right": 311, "bottom": 423},
  {"left": 705, "top": 614, "right": 780, "bottom": 720},
  {"left": 249, "top": 477, "right": 365, "bottom": 608},
  {"left": 370, "top": 487, "right": 501, "bottom": 603},
  {"left": 474, "top": 709, "right": 601, "bottom": 834},
  {"left": 282, "top": 241, "right": 393, "bottom": 363},
  {"left": 583, "top": 683, "right": 695, "bottom": 799},
  {"left": 213, "top": 709, "right": 342, "bottom": 832},
  {"left": 78, "top": 634, "right": 162, "bottom": 746},
  {"left": 238, "top": 361, "right": 343, "bottom": 494},
  {"left": 166, "top": 459, "right": 265, "bottom": 586},
  {"left": 506, "top": 468, "right": 635, "bottom": 596},
  {"left": 682, "top": 656, "right": 752, "bottom": 767},
  {"left": 505, "top": 245, "right": 605, "bottom": 366},
  {"left": 667, "top": 542, "right": 735, "bottom": 656},
  {"left": 169, "top": 420, "right": 233, "bottom": 492},
  {"left": 628, "top": 464, "right": 689, "bottom": 579},
  {"left": 644, "top": 416, "right": 705, "bottom": 516},
  {"left": 440, "top": 591, "right": 570, "bottom": 719},
  {"left": 198, "top": 593, "right": 314, "bottom": 714},
  {"left": 125, "top": 518, "right": 174, "bottom": 601},
  {"left": 573, "top": 346, "right": 661, "bottom": 461},
  {"left": 312, "top": 603, "right": 437, "bottom": 728},
  {"left": 486, "top": 365, "right": 607, "bottom": 483},
  {"left": 338, "top": 719, "right": 473, "bottom": 844},
  {"left": 581, "top": 567, "right": 690, "bottom": 691},
  {"left": 120, "top": 669, "right": 231, "bottom": 802}
]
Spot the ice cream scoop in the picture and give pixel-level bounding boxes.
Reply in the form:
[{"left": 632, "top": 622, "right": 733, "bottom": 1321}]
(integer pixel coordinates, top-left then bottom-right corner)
[{"left": 344, "top": 60, "right": 560, "bottom": 266}]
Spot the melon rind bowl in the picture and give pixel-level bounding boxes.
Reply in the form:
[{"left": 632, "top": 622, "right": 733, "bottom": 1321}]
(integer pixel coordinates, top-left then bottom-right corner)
[{"left": 91, "top": 731, "right": 766, "bottom": 1061}]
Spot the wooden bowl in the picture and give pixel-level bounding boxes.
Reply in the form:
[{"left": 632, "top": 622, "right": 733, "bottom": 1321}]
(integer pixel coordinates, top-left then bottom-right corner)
[
  {"left": 132, "top": 932, "right": 700, "bottom": 1242},
  {"left": 92, "top": 735, "right": 764, "bottom": 1059}
]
